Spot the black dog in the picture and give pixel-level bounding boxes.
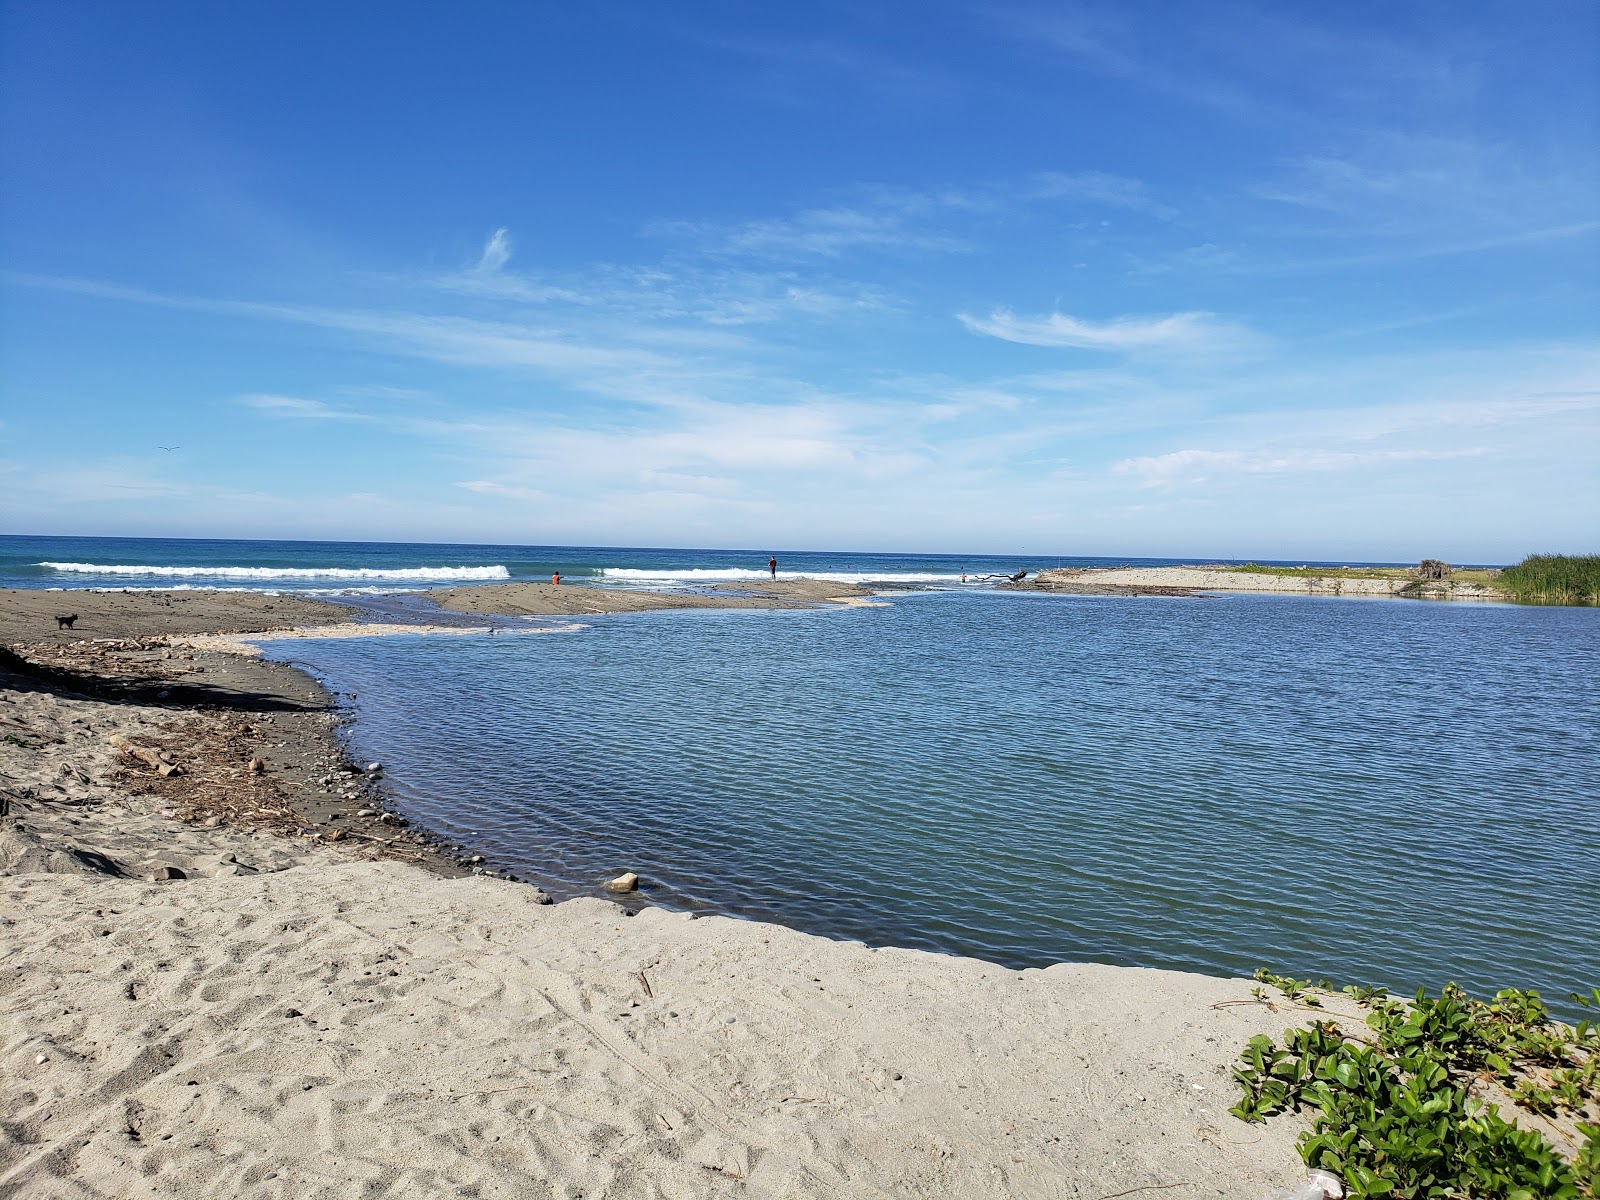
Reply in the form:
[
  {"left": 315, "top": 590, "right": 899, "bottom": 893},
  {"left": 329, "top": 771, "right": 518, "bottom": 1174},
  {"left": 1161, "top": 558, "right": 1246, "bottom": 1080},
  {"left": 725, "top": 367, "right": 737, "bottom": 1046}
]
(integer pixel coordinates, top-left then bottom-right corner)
[{"left": 56, "top": 614, "right": 78, "bottom": 629}]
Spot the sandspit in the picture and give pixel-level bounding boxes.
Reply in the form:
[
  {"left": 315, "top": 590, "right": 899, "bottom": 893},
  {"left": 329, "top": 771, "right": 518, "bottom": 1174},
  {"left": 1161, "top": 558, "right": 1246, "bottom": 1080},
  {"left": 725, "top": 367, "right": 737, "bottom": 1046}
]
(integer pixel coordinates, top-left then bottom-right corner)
[
  {"left": 1, "top": 585, "right": 1309, "bottom": 1198},
  {"left": 1017, "top": 566, "right": 1502, "bottom": 601},
  {"left": 430, "top": 576, "right": 878, "bottom": 617}
]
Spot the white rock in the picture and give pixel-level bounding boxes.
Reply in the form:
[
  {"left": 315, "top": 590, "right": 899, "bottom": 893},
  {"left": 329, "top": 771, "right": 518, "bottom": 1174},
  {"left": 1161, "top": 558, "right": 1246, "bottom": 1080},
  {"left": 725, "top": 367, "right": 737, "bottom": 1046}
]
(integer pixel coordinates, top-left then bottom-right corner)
[{"left": 603, "top": 872, "right": 640, "bottom": 894}]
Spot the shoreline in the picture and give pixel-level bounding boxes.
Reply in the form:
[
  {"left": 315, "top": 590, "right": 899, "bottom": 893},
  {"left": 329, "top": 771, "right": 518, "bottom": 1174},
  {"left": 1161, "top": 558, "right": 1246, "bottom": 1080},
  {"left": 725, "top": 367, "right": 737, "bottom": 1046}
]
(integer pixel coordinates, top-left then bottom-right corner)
[
  {"left": 1012, "top": 565, "right": 1505, "bottom": 600},
  {"left": 0, "top": 580, "right": 880, "bottom": 887},
  {"left": 0, "top": 583, "right": 1320, "bottom": 1195}
]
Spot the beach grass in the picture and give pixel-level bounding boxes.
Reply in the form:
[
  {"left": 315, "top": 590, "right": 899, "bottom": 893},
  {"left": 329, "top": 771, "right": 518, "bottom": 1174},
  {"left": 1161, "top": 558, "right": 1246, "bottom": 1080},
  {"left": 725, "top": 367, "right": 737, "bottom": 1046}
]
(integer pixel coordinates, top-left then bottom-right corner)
[{"left": 1498, "top": 554, "right": 1600, "bottom": 606}]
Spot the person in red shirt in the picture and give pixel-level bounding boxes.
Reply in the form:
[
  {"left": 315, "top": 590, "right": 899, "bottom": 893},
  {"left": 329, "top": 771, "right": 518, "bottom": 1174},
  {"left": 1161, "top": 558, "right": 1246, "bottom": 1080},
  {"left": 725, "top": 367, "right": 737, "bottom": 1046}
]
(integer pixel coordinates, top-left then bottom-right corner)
[
  {"left": 551, "top": 571, "right": 561, "bottom": 585},
  {"left": 767, "top": 555, "right": 777, "bottom": 579}
]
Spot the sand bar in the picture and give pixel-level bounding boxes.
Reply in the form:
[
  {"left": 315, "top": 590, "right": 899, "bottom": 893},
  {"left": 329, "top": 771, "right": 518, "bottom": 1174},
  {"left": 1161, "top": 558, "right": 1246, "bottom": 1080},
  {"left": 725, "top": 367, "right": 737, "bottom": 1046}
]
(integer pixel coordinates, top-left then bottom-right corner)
[
  {"left": 430, "top": 576, "right": 878, "bottom": 617},
  {"left": 1017, "top": 566, "right": 1502, "bottom": 600},
  {"left": 1, "top": 585, "right": 1310, "bottom": 1197}
]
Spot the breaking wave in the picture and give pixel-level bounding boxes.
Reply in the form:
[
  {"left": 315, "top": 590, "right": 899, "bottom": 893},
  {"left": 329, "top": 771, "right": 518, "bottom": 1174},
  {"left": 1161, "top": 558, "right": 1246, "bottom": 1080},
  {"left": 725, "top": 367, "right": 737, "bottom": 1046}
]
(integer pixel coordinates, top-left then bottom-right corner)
[{"left": 39, "top": 562, "right": 511, "bottom": 582}]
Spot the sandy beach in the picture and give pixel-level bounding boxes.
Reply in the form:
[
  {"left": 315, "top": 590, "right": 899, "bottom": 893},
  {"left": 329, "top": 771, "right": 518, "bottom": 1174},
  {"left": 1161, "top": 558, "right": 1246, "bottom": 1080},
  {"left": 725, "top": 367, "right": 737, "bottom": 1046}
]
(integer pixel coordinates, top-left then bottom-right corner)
[
  {"left": 1016, "top": 566, "right": 1503, "bottom": 601},
  {"left": 1, "top": 586, "right": 1313, "bottom": 1197}
]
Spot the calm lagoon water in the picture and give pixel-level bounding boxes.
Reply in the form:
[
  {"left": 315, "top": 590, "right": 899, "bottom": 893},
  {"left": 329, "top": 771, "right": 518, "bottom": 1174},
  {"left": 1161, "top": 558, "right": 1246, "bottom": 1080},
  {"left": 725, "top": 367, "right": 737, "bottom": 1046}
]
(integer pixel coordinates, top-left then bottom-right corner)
[{"left": 268, "top": 589, "right": 1600, "bottom": 1012}]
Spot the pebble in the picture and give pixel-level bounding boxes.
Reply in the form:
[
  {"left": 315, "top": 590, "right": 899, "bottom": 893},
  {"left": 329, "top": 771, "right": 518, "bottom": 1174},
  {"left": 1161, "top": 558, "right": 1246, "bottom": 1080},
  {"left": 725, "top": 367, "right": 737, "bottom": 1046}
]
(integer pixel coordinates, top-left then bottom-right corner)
[
  {"left": 530, "top": 889, "right": 553, "bottom": 905},
  {"left": 147, "top": 865, "right": 186, "bottom": 881},
  {"left": 356, "top": 809, "right": 375, "bottom": 818},
  {"left": 603, "top": 872, "right": 640, "bottom": 894},
  {"left": 35, "top": 1054, "right": 48, "bottom": 1064}
]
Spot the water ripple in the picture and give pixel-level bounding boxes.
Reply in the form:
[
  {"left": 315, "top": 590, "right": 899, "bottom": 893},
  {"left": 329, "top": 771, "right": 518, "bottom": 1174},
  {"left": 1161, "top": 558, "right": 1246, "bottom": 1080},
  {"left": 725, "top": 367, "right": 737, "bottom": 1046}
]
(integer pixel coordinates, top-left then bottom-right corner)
[{"left": 273, "top": 591, "right": 1600, "bottom": 1015}]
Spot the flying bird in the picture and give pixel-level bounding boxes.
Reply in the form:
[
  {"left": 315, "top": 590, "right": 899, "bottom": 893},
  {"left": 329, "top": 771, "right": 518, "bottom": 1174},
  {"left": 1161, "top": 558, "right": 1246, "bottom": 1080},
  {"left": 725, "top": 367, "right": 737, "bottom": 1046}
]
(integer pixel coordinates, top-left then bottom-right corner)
[{"left": 157, "top": 445, "right": 181, "bottom": 451}]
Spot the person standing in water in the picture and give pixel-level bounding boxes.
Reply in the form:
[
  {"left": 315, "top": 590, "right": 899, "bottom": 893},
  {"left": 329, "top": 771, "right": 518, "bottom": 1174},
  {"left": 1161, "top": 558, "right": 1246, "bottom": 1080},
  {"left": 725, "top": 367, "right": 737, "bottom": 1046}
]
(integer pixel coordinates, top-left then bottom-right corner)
[
  {"left": 767, "top": 555, "right": 777, "bottom": 579},
  {"left": 551, "top": 571, "right": 561, "bottom": 585}
]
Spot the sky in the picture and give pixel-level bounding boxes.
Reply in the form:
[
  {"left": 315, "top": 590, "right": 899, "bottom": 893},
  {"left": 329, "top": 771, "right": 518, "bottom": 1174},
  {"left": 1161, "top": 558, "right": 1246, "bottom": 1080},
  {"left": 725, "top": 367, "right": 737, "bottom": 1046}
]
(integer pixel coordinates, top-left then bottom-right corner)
[{"left": 1, "top": 1, "right": 1596, "bottom": 562}]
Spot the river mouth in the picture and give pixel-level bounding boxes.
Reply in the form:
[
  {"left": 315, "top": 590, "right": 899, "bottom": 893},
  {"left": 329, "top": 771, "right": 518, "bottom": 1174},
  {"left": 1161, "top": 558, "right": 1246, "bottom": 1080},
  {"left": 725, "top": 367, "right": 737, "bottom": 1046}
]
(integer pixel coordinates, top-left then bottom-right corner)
[{"left": 262, "top": 588, "right": 1599, "bottom": 1015}]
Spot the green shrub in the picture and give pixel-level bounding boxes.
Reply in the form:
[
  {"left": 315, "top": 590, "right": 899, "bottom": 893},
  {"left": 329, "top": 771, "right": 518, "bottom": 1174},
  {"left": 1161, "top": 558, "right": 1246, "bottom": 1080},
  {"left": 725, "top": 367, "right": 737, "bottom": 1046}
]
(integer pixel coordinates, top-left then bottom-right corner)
[{"left": 1232, "top": 975, "right": 1600, "bottom": 1198}]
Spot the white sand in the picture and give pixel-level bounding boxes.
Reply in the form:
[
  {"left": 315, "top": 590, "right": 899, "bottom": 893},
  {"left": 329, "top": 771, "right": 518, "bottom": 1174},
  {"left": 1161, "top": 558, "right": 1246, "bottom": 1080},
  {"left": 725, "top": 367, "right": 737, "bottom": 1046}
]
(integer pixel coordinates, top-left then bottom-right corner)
[
  {"left": 176, "top": 621, "right": 588, "bottom": 658},
  {"left": 3, "top": 860, "right": 1310, "bottom": 1199},
  {"left": 1043, "top": 567, "right": 1499, "bottom": 599}
]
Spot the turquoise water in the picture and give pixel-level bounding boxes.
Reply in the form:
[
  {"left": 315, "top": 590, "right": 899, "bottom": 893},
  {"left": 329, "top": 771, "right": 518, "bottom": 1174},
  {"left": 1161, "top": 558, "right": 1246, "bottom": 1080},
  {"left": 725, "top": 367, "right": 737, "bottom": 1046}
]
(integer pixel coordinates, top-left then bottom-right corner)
[{"left": 267, "top": 589, "right": 1600, "bottom": 1014}]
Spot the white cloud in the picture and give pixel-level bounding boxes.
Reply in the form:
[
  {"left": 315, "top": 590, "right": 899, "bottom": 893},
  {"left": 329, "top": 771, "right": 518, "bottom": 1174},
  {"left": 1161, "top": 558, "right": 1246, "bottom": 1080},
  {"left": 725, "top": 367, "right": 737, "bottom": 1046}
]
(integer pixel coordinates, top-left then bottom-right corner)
[
  {"left": 673, "top": 204, "right": 969, "bottom": 259},
  {"left": 477, "top": 228, "right": 513, "bottom": 273},
  {"left": 1023, "top": 171, "right": 1175, "bottom": 219},
  {"left": 1114, "top": 445, "right": 1485, "bottom": 487},
  {"left": 237, "top": 393, "right": 364, "bottom": 420},
  {"left": 960, "top": 308, "right": 1256, "bottom": 353},
  {"left": 454, "top": 480, "right": 555, "bottom": 502}
]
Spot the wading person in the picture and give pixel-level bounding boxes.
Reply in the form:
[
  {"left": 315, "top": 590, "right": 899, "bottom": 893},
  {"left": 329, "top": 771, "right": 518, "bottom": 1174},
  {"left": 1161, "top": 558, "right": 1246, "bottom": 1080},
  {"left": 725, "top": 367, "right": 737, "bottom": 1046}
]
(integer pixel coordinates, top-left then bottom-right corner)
[{"left": 768, "top": 555, "right": 777, "bottom": 579}]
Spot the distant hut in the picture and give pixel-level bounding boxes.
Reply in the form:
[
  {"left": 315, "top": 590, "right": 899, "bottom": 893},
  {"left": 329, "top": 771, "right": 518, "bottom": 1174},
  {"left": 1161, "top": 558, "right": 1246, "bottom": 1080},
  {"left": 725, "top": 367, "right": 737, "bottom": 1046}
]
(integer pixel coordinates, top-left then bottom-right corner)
[{"left": 1417, "top": 559, "right": 1452, "bottom": 580}]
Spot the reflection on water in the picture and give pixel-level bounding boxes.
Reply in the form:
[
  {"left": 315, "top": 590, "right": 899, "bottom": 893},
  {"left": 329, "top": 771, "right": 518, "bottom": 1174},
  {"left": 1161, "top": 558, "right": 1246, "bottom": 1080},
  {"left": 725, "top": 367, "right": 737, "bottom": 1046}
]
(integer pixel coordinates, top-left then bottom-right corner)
[{"left": 270, "top": 590, "right": 1600, "bottom": 1013}]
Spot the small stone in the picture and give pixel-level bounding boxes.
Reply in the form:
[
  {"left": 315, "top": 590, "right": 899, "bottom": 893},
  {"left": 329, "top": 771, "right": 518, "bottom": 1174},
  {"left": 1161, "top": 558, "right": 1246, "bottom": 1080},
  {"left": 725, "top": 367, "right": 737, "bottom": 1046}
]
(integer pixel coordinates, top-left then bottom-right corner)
[
  {"left": 147, "top": 865, "right": 186, "bottom": 881},
  {"left": 603, "top": 872, "right": 639, "bottom": 893},
  {"left": 356, "top": 809, "right": 375, "bottom": 818},
  {"left": 467, "top": 855, "right": 485, "bottom": 864},
  {"left": 324, "top": 829, "right": 346, "bottom": 842},
  {"left": 365, "top": 762, "right": 382, "bottom": 773},
  {"left": 247, "top": 758, "right": 266, "bottom": 775},
  {"left": 530, "top": 889, "right": 553, "bottom": 905},
  {"left": 284, "top": 1008, "right": 303, "bottom": 1018},
  {"left": 35, "top": 1054, "right": 48, "bottom": 1064}
]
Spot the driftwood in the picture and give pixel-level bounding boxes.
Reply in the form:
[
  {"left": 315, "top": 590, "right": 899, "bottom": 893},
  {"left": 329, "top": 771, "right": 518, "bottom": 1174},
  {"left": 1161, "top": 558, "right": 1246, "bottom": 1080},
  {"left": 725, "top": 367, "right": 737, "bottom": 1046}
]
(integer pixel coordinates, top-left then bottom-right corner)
[
  {"left": 108, "top": 733, "right": 182, "bottom": 776},
  {"left": 979, "top": 569, "right": 1031, "bottom": 583}
]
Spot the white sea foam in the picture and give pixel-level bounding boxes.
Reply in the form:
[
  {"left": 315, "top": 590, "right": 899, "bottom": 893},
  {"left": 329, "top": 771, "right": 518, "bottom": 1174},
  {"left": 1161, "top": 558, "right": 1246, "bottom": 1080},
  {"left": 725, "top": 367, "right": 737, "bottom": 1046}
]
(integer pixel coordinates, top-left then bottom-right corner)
[
  {"left": 599, "top": 567, "right": 966, "bottom": 584},
  {"left": 40, "top": 562, "right": 510, "bottom": 582}
]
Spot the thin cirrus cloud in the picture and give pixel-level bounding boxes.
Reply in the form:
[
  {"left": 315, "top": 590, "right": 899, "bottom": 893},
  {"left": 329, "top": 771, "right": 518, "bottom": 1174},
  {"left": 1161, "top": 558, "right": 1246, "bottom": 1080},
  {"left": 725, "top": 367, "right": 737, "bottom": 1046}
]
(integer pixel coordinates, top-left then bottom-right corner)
[
  {"left": 236, "top": 393, "right": 367, "bottom": 421},
  {"left": 959, "top": 308, "right": 1257, "bottom": 353},
  {"left": 1114, "top": 446, "right": 1486, "bottom": 487}
]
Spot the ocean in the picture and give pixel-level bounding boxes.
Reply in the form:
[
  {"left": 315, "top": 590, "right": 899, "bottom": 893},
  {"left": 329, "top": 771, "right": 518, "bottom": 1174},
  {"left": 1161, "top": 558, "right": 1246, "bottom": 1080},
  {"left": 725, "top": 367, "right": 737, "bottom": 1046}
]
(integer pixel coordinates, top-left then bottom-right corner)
[{"left": 6, "top": 535, "right": 1595, "bottom": 1010}]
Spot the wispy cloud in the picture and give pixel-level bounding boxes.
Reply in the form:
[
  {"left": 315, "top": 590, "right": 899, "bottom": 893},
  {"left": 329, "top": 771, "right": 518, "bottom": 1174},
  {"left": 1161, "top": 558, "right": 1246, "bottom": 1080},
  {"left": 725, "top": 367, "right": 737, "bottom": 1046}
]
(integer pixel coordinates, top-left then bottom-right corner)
[
  {"left": 237, "top": 393, "right": 367, "bottom": 420},
  {"left": 476, "top": 227, "right": 513, "bottom": 273},
  {"left": 662, "top": 203, "right": 971, "bottom": 260},
  {"left": 1021, "top": 171, "right": 1176, "bottom": 219},
  {"left": 657, "top": 170, "right": 1169, "bottom": 261},
  {"left": 454, "top": 480, "right": 557, "bottom": 503},
  {"left": 1115, "top": 446, "right": 1485, "bottom": 487},
  {"left": 419, "top": 227, "right": 585, "bottom": 303},
  {"left": 960, "top": 308, "right": 1258, "bottom": 353}
]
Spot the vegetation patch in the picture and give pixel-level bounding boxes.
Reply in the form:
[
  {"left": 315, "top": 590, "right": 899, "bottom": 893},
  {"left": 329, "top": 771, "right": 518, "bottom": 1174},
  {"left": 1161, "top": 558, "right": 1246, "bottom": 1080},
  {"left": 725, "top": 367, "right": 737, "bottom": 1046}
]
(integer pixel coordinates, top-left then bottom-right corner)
[
  {"left": 1232, "top": 971, "right": 1599, "bottom": 1198},
  {"left": 1497, "top": 555, "right": 1600, "bottom": 606}
]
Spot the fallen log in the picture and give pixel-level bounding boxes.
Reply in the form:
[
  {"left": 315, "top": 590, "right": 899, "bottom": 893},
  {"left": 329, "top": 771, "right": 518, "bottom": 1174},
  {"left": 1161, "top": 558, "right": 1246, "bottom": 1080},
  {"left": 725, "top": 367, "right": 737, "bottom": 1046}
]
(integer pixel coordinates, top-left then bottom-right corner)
[{"left": 108, "top": 733, "right": 182, "bottom": 776}]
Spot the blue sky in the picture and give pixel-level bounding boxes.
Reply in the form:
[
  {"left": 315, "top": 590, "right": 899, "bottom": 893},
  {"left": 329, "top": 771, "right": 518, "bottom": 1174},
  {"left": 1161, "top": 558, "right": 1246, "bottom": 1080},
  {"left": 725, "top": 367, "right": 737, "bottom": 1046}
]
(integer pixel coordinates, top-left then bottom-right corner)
[{"left": 1, "top": 1, "right": 1596, "bottom": 561}]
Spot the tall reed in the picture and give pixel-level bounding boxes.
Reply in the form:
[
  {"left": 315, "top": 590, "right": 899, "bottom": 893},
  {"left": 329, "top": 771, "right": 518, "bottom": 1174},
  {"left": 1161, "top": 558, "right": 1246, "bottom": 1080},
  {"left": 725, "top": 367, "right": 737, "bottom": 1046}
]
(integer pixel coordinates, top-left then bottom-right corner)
[{"left": 1498, "top": 553, "right": 1600, "bottom": 605}]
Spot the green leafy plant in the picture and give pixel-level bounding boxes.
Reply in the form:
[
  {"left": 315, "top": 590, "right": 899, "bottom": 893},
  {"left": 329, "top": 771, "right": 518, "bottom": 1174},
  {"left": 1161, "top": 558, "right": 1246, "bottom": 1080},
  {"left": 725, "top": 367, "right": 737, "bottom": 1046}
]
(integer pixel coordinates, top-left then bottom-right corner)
[{"left": 1231, "top": 975, "right": 1600, "bottom": 1198}]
